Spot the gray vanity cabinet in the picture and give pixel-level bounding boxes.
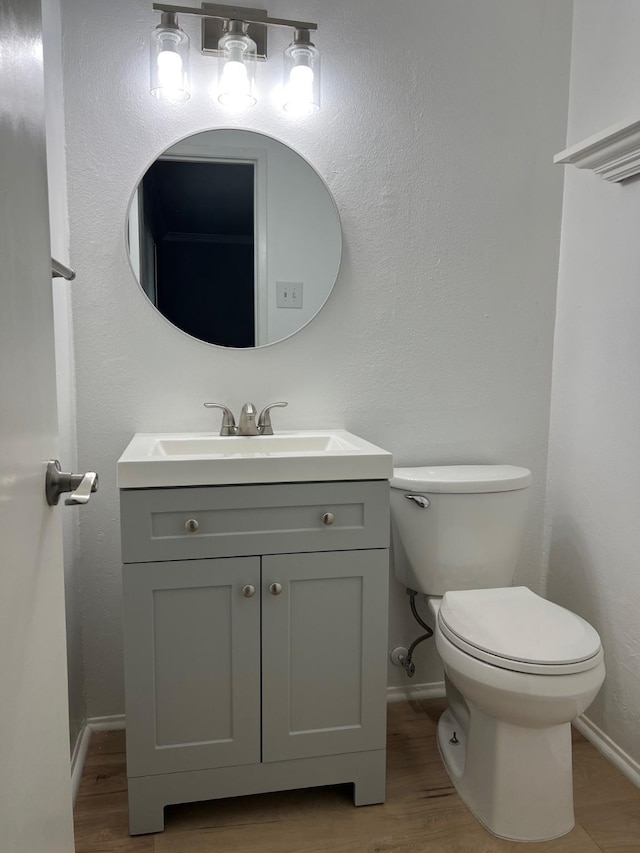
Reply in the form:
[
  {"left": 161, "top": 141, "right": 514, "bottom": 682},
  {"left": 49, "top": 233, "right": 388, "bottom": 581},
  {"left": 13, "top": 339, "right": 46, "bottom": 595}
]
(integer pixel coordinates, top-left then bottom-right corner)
[{"left": 120, "top": 480, "right": 389, "bottom": 835}]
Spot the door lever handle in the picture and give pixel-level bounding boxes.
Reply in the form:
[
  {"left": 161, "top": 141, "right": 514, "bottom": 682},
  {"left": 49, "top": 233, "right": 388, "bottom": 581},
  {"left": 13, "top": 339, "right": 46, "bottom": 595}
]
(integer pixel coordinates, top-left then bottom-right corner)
[
  {"left": 65, "top": 471, "right": 98, "bottom": 505},
  {"left": 45, "top": 460, "right": 99, "bottom": 507}
]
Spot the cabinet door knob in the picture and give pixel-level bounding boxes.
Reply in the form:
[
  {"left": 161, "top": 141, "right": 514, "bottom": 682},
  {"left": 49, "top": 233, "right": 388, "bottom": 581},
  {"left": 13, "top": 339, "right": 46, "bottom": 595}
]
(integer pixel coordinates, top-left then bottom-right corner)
[
  {"left": 185, "top": 518, "right": 200, "bottom": 533},
  {"left": 322, "top": 512, "right": 335, "bottom": 526},
  {"left": 269, "top": 582, "right": 283, "bottom": 596},
  {"left": 242, "top": 584, "right": 256, "bottom": 598}
]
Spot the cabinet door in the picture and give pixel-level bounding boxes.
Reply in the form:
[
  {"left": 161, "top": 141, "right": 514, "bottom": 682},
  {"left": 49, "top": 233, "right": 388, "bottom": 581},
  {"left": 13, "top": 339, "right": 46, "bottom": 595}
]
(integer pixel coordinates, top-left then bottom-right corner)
[
  {"left": 123, "top": 558, "right": 260, "bottom": 777},
  {"left": 261, "top": 550, "right": 389, "bottom": 763}
]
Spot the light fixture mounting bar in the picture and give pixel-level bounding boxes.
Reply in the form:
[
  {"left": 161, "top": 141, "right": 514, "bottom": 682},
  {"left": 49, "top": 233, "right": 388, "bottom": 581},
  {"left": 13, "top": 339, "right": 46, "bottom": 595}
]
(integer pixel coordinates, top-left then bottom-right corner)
[{"left": 152, "top": 3, "right": 318, "bottom": 31}]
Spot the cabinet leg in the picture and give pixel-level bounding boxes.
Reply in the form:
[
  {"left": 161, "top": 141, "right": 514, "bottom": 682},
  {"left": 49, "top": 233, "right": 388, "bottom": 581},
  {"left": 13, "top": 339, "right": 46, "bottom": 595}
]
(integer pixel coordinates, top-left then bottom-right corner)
[
  {"left": 127, "top": 780, "right": 165, "bottom": 835},
  {"left": 353, "top": 767, "right": 386, "bottom": 806}
]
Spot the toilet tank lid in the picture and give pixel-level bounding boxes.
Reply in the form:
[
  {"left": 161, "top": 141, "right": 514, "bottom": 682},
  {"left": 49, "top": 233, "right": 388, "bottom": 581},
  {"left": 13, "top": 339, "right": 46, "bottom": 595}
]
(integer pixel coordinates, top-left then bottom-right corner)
[{"left": 390, "top": 465, "right": 532, "bottom": 493}]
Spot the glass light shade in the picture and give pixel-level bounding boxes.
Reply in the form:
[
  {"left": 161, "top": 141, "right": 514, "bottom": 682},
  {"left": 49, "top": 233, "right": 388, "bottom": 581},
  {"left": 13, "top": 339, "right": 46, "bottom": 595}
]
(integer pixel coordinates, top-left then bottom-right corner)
[
  {"left": 218, "top": 23, "right": 257, "bottom": 108},
  {"left": 283, "top": 32, "right": 320, "bottom": 116},
  {"left": 150, "top": 15, "right": 190, "bottom": 103}
]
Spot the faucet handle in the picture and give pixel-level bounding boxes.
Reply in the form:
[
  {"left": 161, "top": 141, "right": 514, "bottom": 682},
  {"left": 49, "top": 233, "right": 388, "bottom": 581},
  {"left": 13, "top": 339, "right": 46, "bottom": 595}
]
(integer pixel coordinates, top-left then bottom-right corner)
[
  {"left": 258, "top": 401, "right": 288, "bottom": 435},
  {"left": 203, "top": 403, "right": 237, "bottom": 436}
]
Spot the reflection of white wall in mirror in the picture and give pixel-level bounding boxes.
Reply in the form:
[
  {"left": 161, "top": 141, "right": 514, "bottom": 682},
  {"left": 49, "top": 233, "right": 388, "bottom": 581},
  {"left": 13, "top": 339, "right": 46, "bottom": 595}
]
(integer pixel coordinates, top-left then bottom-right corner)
[
  {"left": 161, "top": 130, "right": 340, "bottom": 347},
  {"left": 127, "top": 186, "right": 141, "bottom": 282},
  {"left": 264, "top": 133, "right": 339, "bottom": 343}
]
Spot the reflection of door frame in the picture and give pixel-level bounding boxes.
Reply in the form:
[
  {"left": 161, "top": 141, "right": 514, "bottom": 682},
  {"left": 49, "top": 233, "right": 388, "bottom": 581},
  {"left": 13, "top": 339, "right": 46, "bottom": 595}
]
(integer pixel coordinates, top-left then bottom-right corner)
[
  {"left": 128, "top": 184, "right": 158, "bottom": 304},
  {"left": 158, "top": 145, "right": 268, "bottom": 347}
]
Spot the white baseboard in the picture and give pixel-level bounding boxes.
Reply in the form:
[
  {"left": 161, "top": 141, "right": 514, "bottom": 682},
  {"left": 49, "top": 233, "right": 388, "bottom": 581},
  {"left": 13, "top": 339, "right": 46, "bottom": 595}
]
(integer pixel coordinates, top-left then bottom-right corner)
[
  {"left": 387, "top": 681, "right": 446, "bottom": 703},
  {"left": 87, "top": 713, "right": 126, "bottom": 732},
  {"left": 70, "top": 724, "right": 91, "bottom": 805},
  {"left": 84, "top": 693, "right": 450, "bottom": 725},
  {"left": 70, "top": 703, "right": 639, "bottom": 801},
  {"left": 574, "top": 713, "right": 640, "bottom": 790},
  {"left": 70, "top": 714, "right": 126, "bottom": 802}
]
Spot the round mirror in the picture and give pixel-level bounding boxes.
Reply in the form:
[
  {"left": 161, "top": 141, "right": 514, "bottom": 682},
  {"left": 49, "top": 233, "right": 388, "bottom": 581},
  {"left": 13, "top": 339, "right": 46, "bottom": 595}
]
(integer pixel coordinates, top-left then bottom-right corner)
[{"left": 126, "top": 129, "right": 342, "bottom": 348}]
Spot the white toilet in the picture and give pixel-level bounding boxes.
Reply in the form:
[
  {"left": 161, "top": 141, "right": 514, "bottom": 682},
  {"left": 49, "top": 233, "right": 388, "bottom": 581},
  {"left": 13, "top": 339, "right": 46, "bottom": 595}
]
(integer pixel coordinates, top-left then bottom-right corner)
[{"left": 390, "top": 465, "right": 605, "bottom": 842}]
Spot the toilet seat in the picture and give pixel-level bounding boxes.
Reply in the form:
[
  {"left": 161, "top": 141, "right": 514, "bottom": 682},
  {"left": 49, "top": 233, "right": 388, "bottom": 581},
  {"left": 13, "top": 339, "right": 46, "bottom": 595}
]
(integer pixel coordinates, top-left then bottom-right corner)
[{"left": 438, "top": 587, "right": 603, "bottom": 675}]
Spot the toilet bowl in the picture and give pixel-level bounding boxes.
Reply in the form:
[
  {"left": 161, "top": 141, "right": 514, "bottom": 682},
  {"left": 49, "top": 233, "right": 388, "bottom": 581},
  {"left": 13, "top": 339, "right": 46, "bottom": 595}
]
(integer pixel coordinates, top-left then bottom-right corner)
[
  {"left": 430, "top": 589, "right": 605, "bottom": 841},
  {"left": 390, "top": 466, "right": 605, "bottom": 842}
]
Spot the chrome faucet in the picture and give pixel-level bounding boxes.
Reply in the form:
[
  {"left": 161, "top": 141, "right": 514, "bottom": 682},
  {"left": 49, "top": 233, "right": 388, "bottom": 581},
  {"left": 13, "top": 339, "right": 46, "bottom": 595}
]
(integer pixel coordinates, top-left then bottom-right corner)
[
  {"left": 203, "top": 401, "right": 288, "bottom": 436},
  {"left": 238, "top": 402, "right": 259, "bottom": 435}
]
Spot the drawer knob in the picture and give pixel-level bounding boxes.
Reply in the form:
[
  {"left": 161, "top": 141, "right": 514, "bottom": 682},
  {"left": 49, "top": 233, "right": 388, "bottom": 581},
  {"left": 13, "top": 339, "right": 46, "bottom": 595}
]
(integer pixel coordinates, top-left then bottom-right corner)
[
  {"left": 322, "top": 512, "right": 335, "bottom": 526},
  {"left": 269, "top": 582, "right": 283, "bottom": 596},
  {"left": 185, "top": 518, "right": 200, "bottom": 533},
  {"left": 242, "top": 584, "right": 256, "bottom": 598}
]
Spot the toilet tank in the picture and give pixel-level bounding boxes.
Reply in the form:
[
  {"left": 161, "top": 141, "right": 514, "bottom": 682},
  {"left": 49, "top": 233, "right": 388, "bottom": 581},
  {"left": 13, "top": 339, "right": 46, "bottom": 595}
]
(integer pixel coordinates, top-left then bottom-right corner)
[{"left": 390, "top": 465, "right": 532, "bottom": 596}]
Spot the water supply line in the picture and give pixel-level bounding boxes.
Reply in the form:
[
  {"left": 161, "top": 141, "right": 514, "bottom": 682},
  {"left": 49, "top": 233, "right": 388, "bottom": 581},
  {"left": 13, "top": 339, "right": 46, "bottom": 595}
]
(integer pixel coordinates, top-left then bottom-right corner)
[{"left": 398, "top": 588, "right": 433, "bottom": 677}]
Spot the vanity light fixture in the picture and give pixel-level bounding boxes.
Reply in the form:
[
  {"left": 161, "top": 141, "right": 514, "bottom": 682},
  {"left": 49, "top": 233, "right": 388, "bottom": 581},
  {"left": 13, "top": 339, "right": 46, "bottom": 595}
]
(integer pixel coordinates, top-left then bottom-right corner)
[
  {"left": 150, "top": 11, "right": 191, "bottom": 102},
  {"left": 217, "top": 19, "right": 257, "bottom": 108},
  {"left": 283, "top": 28, "right": 319, "bottom": 115},
  {"left": 151, "top": 3, "right": 320, "bottom": 112}
]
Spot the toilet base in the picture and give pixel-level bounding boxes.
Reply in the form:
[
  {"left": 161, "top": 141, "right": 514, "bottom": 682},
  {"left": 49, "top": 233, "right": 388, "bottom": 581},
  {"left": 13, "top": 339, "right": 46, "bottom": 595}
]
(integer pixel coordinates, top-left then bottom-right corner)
[{"left": 437, "top": 707, "right": 575, "bottom": 842}]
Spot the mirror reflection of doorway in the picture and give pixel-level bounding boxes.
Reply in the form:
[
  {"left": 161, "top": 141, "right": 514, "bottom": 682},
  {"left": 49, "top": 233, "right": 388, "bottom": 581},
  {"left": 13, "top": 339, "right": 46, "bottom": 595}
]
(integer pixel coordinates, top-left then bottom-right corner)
[{"left": 139, "top": 159, "right": 256, "bottom": 347}]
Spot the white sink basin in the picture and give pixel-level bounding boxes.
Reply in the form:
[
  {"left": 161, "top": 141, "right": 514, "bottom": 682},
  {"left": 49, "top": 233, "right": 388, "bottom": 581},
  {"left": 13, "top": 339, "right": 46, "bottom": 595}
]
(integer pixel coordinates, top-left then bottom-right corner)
[{"left": 118, "top": 430, "right": 393, "bottom": 488}]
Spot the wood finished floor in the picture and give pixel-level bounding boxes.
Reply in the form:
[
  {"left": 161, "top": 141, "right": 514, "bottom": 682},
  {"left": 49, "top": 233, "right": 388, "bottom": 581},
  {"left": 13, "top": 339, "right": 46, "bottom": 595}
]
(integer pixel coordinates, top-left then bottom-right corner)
[{"left": 73, "top": 699, "right": 640, "bottom": 852}]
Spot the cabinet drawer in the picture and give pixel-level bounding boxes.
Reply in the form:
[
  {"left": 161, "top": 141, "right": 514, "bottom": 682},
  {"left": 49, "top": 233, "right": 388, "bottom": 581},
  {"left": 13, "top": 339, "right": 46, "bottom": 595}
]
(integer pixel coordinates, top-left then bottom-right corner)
[{"left": 121, "top": 480, "right": 389, "bottom": 563}]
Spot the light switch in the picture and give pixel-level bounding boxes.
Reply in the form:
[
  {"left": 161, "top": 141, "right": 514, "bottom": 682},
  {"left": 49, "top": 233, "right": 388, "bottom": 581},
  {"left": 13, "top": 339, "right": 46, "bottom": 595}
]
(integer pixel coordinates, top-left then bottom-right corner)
[{"left": 276, "top": 281, "right": 303, "bottom": 308}]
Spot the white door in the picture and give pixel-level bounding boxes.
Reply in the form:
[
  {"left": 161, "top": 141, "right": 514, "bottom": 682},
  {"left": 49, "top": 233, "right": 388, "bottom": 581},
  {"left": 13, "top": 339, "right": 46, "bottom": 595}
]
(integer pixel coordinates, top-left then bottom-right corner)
[{"left": 0, "top": 1, "right": 75, "bottom": 851}]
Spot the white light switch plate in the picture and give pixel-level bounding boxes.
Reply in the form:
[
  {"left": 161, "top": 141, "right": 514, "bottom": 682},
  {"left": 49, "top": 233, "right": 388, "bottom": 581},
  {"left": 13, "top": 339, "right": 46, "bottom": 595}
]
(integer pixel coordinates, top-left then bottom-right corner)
[{"left": 276, "top": 281, "right": 303, "bottom": 308}]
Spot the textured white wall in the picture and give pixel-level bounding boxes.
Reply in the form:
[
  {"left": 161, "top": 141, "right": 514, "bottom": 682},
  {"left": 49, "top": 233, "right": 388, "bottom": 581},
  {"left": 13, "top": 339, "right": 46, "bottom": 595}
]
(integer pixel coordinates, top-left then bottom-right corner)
[
  {"left": 547, "top": 0, "right": 640, "bottom": 767},
  {"left": 42, "top": 0, "right": 85, "bottom": 753},
  {"left": 60, "top": 0, "right": 572, "bottom": 716}
]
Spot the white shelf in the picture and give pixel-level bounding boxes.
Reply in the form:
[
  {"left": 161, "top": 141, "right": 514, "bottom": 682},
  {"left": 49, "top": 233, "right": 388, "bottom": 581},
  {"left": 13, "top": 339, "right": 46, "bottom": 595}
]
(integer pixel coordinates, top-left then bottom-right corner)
[{"left": 554, "top": 117, "right": 640, "bottom": 183}]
